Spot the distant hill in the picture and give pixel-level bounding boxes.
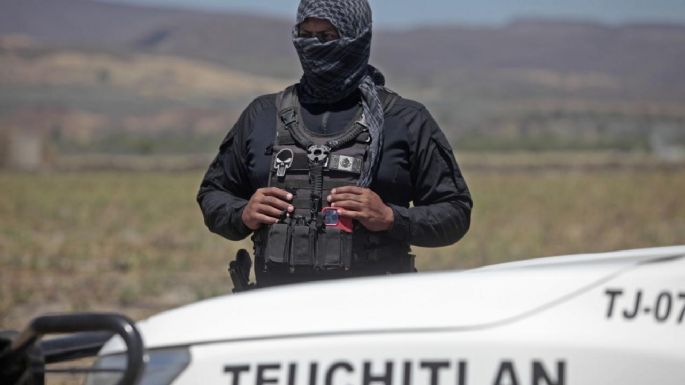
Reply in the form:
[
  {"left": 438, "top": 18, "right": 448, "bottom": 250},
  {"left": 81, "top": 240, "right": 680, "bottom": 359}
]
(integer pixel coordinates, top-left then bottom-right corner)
[
  {"left": 0, "top": 0, "right": 298, "bottom": 77},
  {"left": 377, "top": 20, "right": 685, "bottom": 100},
  {"left": 1, "top": 0, "right": 180, "bottom": 42},
  {"left": 0, "top": 35, "right": 287, "bottom": 155},
  {"left": 3, "top": 0, "right": 685, "bottom": 99},
  {"left": 2, "top": 0, "right": 685, "bottom": 153}
]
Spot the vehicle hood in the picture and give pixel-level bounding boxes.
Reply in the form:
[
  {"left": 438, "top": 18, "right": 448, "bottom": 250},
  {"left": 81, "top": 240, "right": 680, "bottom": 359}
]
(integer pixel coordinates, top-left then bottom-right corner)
[{"left": 101, "top": 245, "right": 685, "bottom": 353}]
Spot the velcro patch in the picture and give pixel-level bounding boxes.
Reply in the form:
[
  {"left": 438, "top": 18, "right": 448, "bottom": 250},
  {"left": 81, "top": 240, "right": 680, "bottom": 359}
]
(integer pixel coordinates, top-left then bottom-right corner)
[{"left": 328, "top": 154, "right": 362, "bottom": 174}]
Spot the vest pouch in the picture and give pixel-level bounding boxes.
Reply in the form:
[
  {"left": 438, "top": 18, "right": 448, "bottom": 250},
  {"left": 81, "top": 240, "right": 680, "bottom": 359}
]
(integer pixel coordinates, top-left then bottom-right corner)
[
  {"left": 264, "top": 223, "right": 290, "bottom": 266},
  {"left": 290, "top": 225, "right": 314, "bottom": 267},
  {"left": 317, "top": 227, "right": 352, "bottom": 269}
]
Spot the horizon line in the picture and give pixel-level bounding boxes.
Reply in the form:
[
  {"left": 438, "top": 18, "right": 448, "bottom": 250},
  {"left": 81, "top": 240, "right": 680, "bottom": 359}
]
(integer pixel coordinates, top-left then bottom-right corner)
[{"left": 97, "top": 0, "right": 685, "bottom": 29}]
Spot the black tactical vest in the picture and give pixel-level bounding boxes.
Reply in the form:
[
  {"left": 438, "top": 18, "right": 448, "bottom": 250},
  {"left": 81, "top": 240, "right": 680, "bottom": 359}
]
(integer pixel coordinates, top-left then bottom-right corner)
[{"left": 253, "top": 85, "right": 415, "bottom": 276}]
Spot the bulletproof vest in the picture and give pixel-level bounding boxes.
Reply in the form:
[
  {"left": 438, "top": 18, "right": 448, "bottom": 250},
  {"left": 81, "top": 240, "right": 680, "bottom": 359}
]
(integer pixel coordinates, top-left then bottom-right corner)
[{"left": 254, "top": 85, "right": 413, "bottom": 274}]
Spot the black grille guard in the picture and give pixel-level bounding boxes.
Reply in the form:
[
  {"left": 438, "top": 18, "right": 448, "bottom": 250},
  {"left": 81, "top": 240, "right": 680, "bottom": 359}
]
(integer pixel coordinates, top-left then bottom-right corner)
[{"left": 0, "top": 313, "right": 144, "bottom": 385}]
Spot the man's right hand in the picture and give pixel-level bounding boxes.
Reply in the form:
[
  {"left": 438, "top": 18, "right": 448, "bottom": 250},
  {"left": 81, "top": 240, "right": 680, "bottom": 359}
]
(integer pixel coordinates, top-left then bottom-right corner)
[{"left": 241, "top": 187, "right": 294, "bottom": 231}]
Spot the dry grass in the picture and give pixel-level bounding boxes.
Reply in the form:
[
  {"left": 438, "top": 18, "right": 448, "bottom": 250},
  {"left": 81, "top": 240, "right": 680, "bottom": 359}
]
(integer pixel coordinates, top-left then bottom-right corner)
[
  {"left": 0, "top": 171, "right": 249, "bottom": 328},
  {"left": 416, "top": 167, "right": 685, "bottom": 270},
  {"left": 1, "top": 153, "right": 684, "bottom": 330}
]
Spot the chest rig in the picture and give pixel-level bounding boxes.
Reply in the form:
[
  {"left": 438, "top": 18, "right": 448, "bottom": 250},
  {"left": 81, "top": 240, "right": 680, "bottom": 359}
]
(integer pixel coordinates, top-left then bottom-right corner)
[{"left": 256, "top": 86, "right": 398, "bottom": 273}]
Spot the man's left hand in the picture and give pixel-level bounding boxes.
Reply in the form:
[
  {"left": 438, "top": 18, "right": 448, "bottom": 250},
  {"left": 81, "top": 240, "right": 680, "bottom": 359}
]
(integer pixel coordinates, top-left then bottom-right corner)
[{"left": 327, "top": 186, "right": 394, "bottom": 232}]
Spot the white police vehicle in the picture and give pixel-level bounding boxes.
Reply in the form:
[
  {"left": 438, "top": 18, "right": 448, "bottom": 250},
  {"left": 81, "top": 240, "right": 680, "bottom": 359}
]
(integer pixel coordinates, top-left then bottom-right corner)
[{"left": 2, "top": 246, "right": 684, "bottom": 385}]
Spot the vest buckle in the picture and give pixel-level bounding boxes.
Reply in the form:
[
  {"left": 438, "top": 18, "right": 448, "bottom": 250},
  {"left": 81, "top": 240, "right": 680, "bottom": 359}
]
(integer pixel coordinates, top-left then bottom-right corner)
[
  {"left": 279, "top": 108, "right": 297, "bottom": 127},
  {"left": 307, "top": 145, "right": 331, "bottom": 164}
]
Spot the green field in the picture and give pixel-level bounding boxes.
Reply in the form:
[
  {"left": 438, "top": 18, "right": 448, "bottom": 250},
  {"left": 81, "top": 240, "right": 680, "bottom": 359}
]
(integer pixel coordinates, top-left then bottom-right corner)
[{"left": 2, "top": 154, "right": 685, "bottom": 328}]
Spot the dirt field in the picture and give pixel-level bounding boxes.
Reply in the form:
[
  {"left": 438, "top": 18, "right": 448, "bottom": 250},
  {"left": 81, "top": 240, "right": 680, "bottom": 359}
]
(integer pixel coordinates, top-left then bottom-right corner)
[{"left": 2, "top": 152, "right": 684, "bottom": 331}]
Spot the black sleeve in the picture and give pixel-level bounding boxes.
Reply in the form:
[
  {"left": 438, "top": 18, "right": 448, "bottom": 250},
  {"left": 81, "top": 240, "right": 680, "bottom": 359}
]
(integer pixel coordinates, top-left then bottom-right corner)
[
  {"left": 386, "top": 106, "right": 473, "bottom": 247},
  {"left": 196, "top": 102, "right": 258, "bottom": 241}
]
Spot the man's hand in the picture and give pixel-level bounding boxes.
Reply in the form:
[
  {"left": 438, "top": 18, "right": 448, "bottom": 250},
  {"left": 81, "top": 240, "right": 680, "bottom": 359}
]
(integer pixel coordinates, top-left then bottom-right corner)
[
  {"left": 327, "top": 186, "right": 394, "bottom": 232},
  {"left": 241, "top": 187, "right": 294, "bottom": 231}
]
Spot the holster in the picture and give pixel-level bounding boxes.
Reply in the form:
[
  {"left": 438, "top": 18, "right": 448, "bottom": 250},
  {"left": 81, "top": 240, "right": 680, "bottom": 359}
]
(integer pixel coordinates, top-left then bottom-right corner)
[{"left": 228, "top": 249, "right": 254, "bottom": 293}]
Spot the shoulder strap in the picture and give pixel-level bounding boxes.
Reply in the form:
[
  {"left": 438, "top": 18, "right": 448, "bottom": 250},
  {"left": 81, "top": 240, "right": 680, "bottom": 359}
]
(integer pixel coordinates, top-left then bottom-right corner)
[
  {"left": 276, "top": 86, "right": 314, "bottom": 149},
  {"left": 275, "top": 85, "right": 398, "bottom": 150},
  {"left": 378, "top": 86, "right": 400, "bottom": 115},
  {"left": 274, "top": 86, "right": 298, "bottom": 146}
]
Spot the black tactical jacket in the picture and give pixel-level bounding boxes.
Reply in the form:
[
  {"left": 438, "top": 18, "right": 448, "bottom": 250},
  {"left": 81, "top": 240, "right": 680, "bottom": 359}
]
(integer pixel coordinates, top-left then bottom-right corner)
[{"left": 197, "top": 90, "right": 472, "bottom": 280}]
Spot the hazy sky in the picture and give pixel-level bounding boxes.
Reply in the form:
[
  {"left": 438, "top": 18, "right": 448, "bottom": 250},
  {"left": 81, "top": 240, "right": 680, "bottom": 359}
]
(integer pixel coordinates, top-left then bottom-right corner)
[{"left": 104, "top": 0, "right": 685, "bottom": 27}]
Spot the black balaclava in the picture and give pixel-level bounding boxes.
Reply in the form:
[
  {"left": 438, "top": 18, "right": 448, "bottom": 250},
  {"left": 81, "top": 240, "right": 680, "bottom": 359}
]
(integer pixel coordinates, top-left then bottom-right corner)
[{"left": 293, "top": 0, "right": 384, "bottom": 187}]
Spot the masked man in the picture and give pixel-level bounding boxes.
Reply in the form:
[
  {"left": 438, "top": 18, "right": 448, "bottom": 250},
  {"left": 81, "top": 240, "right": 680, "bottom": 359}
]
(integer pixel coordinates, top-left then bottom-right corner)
[{"left": 197, "top": 0, "right": 472, "bottom": 287}]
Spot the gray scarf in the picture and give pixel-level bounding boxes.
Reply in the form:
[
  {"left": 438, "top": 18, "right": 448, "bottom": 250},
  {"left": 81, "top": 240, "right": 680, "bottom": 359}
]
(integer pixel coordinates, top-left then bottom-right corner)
[{"left": 293, "top": 0, "right": 384, "bottom": 187}]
